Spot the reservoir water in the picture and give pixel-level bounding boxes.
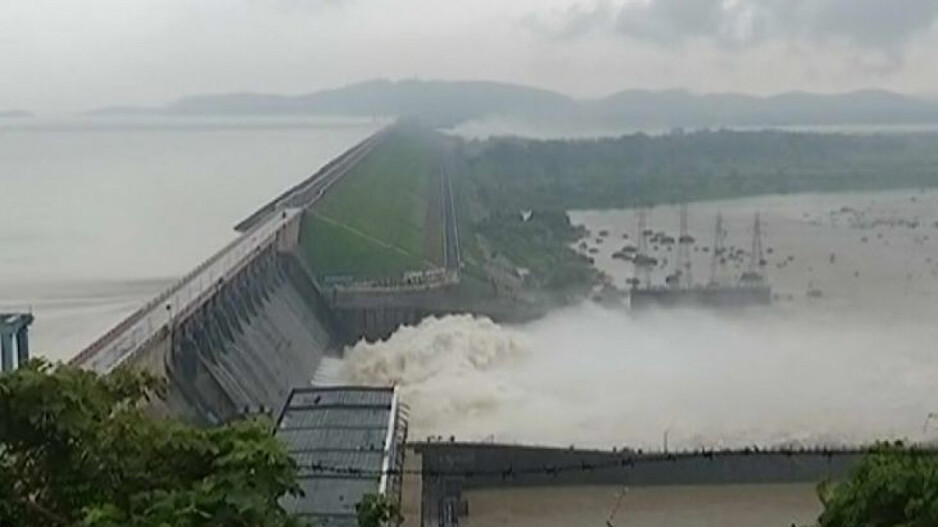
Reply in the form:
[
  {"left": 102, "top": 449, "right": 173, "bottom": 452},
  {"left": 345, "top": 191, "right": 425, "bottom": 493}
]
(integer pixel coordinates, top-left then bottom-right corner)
[{"left": 0, "top": 116, "right": 379, "bottom": 361}]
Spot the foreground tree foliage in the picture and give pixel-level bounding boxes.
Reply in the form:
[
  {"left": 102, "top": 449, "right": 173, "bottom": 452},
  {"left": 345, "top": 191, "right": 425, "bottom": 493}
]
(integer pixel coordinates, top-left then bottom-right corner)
[
  {"left": 817, "top": 442, "right": 938, "bottom": 527},
  {"left": 355, "top": 494, "right": 403, "bottom": 527},
  {"left": 0, "top": 359, "right": 302, "bottom": 527}
]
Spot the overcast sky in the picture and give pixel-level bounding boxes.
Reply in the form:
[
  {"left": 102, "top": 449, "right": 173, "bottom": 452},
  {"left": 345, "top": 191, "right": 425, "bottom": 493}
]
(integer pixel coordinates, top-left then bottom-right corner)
[{"left": 4, "top": 0, "right": 938, "bottom": 113}]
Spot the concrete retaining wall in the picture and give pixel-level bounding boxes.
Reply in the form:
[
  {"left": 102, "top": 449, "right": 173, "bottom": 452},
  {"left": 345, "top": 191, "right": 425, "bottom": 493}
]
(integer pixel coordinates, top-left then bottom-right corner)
[
  {"left": 328, "top": 284, "right": 545, "bottom": 344},
  {"left": 414, "top": 442, "right": 864, "bottom": 526}
]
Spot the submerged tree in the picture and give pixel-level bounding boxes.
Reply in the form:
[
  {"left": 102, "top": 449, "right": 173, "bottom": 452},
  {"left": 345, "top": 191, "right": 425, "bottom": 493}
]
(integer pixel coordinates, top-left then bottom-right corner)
[
  {"left": 0, "top": 359, "right": 302, "bottom": 527},
  {"left": 817, "top": 442, "right": 938, "bottom": 527}
]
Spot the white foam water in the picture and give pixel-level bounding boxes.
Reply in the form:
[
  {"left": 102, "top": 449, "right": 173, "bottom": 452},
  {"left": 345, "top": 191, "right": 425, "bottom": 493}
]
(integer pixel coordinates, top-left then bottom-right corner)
[{"left": 342, "top": 303, "right": 938, "bottom": 450}]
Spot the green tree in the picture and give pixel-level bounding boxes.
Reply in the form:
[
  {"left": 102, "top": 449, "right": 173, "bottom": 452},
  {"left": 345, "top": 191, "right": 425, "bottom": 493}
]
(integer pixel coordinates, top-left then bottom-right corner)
[
  {"left": 355, "top": 493, "right": 402, "bottom": 527},
  {"left": 817, "top": 442, "right": 938, "bottom": 527},
  {"left": 0, "top": 359, "right": 302, "bottom": 527}
]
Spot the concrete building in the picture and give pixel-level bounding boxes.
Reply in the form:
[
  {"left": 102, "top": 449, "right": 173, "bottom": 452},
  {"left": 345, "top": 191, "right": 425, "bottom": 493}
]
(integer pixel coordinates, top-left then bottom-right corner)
[
  {"left": 0, "top": 312, "right": 33, "bottom": 372},
  {"left": 276, "top": 386, "right": 408, "bottom": 526}
]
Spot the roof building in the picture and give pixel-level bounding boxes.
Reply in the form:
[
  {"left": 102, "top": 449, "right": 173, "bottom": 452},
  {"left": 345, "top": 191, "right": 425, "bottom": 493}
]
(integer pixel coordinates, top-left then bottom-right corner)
[{"left": 276, "top": 386, "right": 408, "bottom": 526}]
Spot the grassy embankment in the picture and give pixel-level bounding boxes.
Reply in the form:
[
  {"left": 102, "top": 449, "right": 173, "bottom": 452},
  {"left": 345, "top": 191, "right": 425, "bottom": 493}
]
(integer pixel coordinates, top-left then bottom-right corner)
[
  {"left": 299, "top": 125, "right": 599, "bottom": 303},
  {"left": 299, "top": 127, "right": 442, "bottom": 280},
  {"left": 303, "top": 128, "right": 938, "bottom": 302}
]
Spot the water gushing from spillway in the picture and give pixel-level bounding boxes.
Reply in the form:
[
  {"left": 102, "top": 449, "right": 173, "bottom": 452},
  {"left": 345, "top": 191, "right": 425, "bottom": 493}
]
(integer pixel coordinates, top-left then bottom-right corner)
[{"left": 341, "top": 304, "right": 938, "bottom": 450}]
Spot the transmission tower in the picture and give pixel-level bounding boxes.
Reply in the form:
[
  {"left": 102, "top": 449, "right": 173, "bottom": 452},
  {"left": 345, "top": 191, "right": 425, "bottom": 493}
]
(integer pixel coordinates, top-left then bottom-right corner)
[
  {"left": 709, "top": 211, "right": 726, "bottom": 286},
  {"left": 748, "top": 212, "right": 764, "bottom": 274},
  {"left": 742, "top": 212, "right": 765, "bottom": 285},
  {"left": 634, "top": 208, "right": 652, "bottom": 288},
  {"left": 676, "top": 204, "right": 693, "bottom": 288}
]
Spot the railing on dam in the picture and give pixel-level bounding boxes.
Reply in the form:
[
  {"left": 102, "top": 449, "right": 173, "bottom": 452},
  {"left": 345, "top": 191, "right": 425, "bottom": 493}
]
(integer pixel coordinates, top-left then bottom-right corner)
[
  {"left": 71, "top": 208, "right": 303, "bottom": 374},
  {"left": 234, "top": 125, "right": 389, "bottom": 233},
  {"left": 71, "top": 124, "right": 394, "bottom": 374},
  {"left": 323, "top": 268, "right": 459, "bottom": 293}
]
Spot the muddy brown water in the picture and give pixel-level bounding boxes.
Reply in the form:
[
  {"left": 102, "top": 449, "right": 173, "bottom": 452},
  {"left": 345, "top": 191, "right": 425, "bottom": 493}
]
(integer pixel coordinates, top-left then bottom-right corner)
[
  {"left": 570, "top": 188, "right": 938, "bottom": 316},
  {"left": 462, "top": 484, "right": 820, "bottom": 527}
]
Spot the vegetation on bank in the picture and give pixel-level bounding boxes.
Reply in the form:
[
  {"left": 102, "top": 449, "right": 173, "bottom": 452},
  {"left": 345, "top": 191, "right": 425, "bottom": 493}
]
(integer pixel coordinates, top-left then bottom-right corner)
[
  {"left": 456, "top": 129, "right": 938, "bottom": 298},
  {"left": 463, "top": 130, "right": 938, "bottom": 212},
  {"left": 300, "top": 125, "right": 442, "bottom": 280},
  {"left": 813, "top": 442, "right": 938, "bottom": 527},
  {"left": 0, "top": 360, "right": 303, "bottom": 527},
  {"left": 302, "top": 126, "right": 938, "bottom": 300},
  {"left": 475, "top": 210, "right": 597, "bottom": 301}
]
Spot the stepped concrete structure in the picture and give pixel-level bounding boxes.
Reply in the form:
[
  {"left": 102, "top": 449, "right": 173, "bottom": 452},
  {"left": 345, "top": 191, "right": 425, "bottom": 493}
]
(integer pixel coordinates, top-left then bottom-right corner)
[
  {"left": 69, "top": 123, "right": 486, "bottom": 424},
  {"left": 69, "top": 127, "right": 388, "bottom": 423}
]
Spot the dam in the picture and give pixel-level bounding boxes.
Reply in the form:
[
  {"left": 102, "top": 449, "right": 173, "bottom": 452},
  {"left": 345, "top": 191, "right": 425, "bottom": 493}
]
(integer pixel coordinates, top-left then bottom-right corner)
[
  {"left": 67, "top": 122, "right": 494, "bottom": 427},
  {"left": 67, "top": 127, "right": 371, "bottom": 423},
  {"left": 66, "top": 123, "right": 904, "bottom": 526}
]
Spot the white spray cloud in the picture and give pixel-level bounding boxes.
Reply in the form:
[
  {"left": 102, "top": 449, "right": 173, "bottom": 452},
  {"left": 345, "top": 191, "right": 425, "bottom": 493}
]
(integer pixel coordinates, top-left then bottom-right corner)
[{"left": 343, "top": 303, "right": 938, "bottom": 450}]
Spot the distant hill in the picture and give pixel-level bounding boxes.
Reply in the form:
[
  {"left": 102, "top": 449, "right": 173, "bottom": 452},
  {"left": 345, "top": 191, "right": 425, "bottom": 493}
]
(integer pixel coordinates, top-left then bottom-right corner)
[
  {"left": 91, "top": 80, "right": 575, "bottom": 126},
  {"left": 89, "top": 80, "right": 938, "bottom": 128},
  {"left": 0, "top": 110, "right": 33, "bottom": 118}
]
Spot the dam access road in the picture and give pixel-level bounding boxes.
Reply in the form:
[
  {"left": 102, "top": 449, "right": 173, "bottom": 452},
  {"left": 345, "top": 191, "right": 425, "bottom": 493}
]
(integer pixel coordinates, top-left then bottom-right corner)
[
  {"left": 68, "top": 122, "right": 476, "bottom": 424},
  {"left": 71, "top": 126, "right": 388, "bottom": 376}
]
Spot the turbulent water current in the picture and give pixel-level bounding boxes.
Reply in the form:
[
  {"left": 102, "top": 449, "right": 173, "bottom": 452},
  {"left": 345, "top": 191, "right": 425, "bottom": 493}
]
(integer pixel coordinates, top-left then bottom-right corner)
[{"left": 343, "top": 303, "right": 938, "bottom": 450}]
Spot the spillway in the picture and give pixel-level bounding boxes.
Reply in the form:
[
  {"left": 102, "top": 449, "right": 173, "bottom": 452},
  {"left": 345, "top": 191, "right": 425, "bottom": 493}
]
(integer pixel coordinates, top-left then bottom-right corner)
[{"left": 165, "top": 255, "right": 338, "bottom": 423}]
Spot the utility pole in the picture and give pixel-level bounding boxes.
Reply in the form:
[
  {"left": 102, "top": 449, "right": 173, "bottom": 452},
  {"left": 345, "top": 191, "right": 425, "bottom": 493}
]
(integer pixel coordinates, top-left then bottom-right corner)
[
  {"left": 635, "top": 209, "right": 652, "bottom": 288},
  {"left": 709, "top": 212, "right": 726, "bottom": 286},
  {"left": 165, "top": 303, "right": 175, "bottom": 357},
  {"left": 676, "top": 204, "right": 693, "bottom": 288},
  {"left": 924, "top": 412, "right": 938, "bottom": 434},
  {"left": 742, "top": 212, "right": 765, "bottom": 285},
  {"left": 748, "top": 212, "right": 764, "bottom": 275},
  {"left": 605, "top": 486, "right": 630, "bottom": 527}
]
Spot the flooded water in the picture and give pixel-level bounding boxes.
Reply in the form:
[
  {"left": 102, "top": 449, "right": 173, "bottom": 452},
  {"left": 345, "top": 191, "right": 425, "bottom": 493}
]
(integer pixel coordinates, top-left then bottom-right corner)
[
  {"left": 570, "top": 188, "right": 938, "bottom": 316},
  {"left": 462, "top": 484, "right": 820, "bottom": 527},
  {"left": 0, "top": 116, "right": 379, "bottom": 360},
  {"left": 343, "top": 190, "right": 938, "bottom": 450}
]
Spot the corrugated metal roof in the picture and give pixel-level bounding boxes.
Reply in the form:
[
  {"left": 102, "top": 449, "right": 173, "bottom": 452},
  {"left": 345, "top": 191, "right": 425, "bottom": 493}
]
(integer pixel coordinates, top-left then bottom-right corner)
[
  {"left": 275, "top": 386, "right": 399, "bottom": 526},
  {"left": 280, "top": 407, "right": 391, "bottom": 430},
  {"left": 278, "top": 428, "right": 388, "bottom": 452},
  {"left": 288, "top": 387, "right": 394, "bottom": 409},
  {"left": 293, "top": 451, "right": 386, "bottom": 477},
  {"left": 282, "top": 477, "right": 379, "bottom": 516}
]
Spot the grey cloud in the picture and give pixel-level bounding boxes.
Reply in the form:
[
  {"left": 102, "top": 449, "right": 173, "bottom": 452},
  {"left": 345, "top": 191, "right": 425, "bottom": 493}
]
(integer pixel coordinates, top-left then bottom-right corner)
[
  {"left": 517, "top": 2, "right": 617, "bottom": 40},
  {"left": 615, "top": 0, "right": 728, "bottom": 45},
  {"left": 532, "top": 0, "right": 938, "bottom": 53},
  {"left": 809, "top": 0, "right": 938, "bottom": 49},
  {"left": 257, "top": 0, "right": 348, "bottom": 13}
]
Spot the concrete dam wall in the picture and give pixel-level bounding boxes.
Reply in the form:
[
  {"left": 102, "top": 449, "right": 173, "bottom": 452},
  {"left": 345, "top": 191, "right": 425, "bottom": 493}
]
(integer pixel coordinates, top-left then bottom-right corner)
[
  {"left": 416, "top": 443, "right": 861, "bottom": 489},
  {"left": 414, "top": 442, "right": 865, "bottom": 525},
  {"left": 161, "top": 252, "right": 339, "bottom": 424}
]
